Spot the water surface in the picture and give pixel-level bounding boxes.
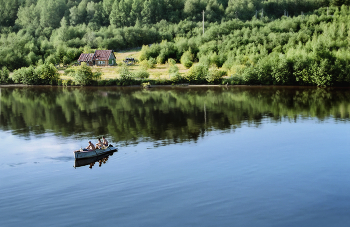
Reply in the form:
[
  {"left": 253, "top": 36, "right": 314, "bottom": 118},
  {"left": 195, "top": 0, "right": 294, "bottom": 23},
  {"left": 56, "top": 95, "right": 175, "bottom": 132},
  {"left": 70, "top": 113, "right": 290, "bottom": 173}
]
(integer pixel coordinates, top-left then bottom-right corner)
[{"left": 1, "top": 86, "right": 350, "bottom": 226}]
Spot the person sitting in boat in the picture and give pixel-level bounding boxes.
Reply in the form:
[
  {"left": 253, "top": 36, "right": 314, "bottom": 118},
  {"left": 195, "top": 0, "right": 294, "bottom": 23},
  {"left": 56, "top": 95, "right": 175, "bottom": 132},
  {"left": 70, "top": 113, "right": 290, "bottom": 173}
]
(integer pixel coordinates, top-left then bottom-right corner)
[
  {"left": 102, "top": 136, "right": 108, "bottom": 146},
  {"left": 85, "top": 141, "right": 95, "bottom": 151},
  {"left": 95, "top": 138, "right": 103, "bottom": 149}
]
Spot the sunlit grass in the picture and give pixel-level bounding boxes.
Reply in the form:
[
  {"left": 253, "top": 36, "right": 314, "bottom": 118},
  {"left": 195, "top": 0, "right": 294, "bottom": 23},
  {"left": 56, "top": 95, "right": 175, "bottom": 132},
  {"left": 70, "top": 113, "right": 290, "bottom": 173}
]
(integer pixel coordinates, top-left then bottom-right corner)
[{"left": 59, "top": 48, "right": 189, "bottom": 80}]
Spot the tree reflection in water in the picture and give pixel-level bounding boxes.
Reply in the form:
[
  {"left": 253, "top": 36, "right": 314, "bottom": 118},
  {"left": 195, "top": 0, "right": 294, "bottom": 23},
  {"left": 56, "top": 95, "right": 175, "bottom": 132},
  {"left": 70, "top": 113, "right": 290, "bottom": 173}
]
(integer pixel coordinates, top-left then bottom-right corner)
[{"left": 1, "top": 86, "right": 350, "bottom": 147}]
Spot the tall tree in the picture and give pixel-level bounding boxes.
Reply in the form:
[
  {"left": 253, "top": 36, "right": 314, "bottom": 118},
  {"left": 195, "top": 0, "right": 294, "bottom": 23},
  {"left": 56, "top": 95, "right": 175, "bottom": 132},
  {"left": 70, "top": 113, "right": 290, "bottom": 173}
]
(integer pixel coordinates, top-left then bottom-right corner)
[
  {"left": 0, "top": 0, "right": 19, "bottom": 27},
  {"left": 37, "top": 0, "right": 67, "bottom": 28},
  {"left": 331, "top": 0, "right": 350, "bottom": 6},
  {"left": 226, "top": 0, "right": 261, "bottom": 21},
  {"left": 206, "top": 0, "right": 225, "bottom": 22},
  {"left": 141, "top": 0, "right": 152, "bottom": 24},
  {"left": 141, "top": 0, "right": 158, "bottom": 24},
  {"left": 69, "top": 0, "right": 88, "bottom": 25},
  {"left": 163, "top": 0, "right": 184, "bottom": 23},
  {"left": 118, "top": 0, "right": 132, "bottom": 27},
  {"left": 91, "top": 2, "right": 109, "bottom": 26},
  {"left": 87, "top": 1, "right": 97, "bottom": 22},
  {"left": 130, "top": 0, "right": 143, "bottom": 26},
  {"left": 184, "top": 0, "right": 206, "bottom": 21},
  {"left": 103, "top": 0, "right": 115, "bottom": 17},
  {"left": 109, "top": 0, "right": 121, "bottom": 26},
  {"left": 16, "top": 4, "right": 40, "bottom": 30}
]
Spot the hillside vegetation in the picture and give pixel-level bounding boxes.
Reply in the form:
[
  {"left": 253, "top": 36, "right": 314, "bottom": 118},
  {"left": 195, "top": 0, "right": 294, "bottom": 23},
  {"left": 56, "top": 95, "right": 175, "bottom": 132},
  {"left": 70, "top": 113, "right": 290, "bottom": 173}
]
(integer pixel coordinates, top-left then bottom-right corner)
[{"left": 0, "top": 0, "right": 350, "bottom": 86}]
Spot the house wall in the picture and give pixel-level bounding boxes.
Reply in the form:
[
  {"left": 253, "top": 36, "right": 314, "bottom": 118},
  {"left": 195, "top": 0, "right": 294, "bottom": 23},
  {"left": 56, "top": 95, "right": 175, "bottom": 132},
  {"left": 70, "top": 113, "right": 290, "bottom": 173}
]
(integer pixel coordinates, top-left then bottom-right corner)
[
  {"left": 79, "top": 61, "right": 93, "bottom": 66},
  {"left": 96, "top": 60, "right": 108, "bottom": 66},
  {"left": 109, "top": 59, "right": 115, "bottom": 65},
  {"left": 109, "top": 53, "right": 116, "bottom": 65}
]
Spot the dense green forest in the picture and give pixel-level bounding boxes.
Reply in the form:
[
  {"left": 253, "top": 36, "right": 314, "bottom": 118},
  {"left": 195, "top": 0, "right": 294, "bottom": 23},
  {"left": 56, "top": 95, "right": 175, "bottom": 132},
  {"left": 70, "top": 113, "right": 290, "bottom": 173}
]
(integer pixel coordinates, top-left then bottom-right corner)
[
  {"left": 0, "top": 0, "right": 350, "bottom": 86},
  {"left": 1, "top": 87, "right": 350, "bottom": 144}
]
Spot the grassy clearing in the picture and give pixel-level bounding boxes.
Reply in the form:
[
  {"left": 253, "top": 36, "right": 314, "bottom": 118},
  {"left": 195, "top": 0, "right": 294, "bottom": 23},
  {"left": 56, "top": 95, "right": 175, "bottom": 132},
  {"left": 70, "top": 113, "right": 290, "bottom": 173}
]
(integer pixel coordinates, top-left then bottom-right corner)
[{"left": 60, "top": 49, "right": 189, "bottom": 80}]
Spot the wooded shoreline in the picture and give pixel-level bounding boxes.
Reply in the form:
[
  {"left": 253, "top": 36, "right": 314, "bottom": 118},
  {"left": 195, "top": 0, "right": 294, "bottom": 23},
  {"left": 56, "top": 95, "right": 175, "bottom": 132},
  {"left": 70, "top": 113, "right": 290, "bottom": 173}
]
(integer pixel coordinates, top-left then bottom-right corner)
[{"left": 1, "top": 2, "right": 350, "bottom": 87}]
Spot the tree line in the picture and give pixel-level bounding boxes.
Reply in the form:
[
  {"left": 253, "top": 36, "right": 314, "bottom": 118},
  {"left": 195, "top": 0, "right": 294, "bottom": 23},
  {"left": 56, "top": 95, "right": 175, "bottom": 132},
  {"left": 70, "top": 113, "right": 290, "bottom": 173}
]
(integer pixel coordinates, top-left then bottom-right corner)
[
  {"left": 139, "top": 6, "right": 350, "bottom": 86},
  {"left": 0, "top": 0, "right": 350, "bottom": 86},
  {"left": 3, "top": 0, "right": 343, "bottom": 29}
]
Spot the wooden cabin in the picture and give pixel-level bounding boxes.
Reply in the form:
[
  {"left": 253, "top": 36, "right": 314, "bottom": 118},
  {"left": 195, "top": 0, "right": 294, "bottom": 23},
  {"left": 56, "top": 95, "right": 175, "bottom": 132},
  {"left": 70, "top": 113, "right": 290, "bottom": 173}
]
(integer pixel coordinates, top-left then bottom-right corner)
[{"left": 77, "top": 50, "right": 116, "bottom": 66}]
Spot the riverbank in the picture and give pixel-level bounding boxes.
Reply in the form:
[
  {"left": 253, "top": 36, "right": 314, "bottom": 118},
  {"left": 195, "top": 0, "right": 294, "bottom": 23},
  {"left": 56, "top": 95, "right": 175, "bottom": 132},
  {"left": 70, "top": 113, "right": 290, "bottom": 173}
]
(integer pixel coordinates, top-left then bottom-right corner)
[{"left": 59, "top": 63, "right": 190, "bottom": 81}]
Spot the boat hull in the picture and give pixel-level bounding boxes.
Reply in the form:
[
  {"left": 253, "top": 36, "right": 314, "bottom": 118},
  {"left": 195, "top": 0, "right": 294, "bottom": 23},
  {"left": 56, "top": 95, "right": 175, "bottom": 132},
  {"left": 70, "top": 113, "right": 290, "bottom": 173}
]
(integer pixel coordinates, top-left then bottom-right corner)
[
  {"left": 74, "top": 146, "right": 117, "bottom": 159},
  {"left": 74, "top": 152, "right": 115, "bottom": 168}
]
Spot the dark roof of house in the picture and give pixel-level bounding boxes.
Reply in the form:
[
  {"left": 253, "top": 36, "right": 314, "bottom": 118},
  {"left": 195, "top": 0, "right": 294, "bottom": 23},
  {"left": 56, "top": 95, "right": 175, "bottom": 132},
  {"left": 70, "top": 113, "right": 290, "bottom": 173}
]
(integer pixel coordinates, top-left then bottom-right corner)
[
  {"left": 93, "top": 50, "right": 113, "bottom": 61},
  {"left": 78, "top": 53, "right": 94, "bottom": 62}
]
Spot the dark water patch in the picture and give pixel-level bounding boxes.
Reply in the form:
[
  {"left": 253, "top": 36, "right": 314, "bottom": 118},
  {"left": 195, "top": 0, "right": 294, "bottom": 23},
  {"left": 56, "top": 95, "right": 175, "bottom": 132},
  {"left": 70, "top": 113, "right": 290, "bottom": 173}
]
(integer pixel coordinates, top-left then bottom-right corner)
[{"left": 1, "top": 86, "right": 350, "bottom": 146}]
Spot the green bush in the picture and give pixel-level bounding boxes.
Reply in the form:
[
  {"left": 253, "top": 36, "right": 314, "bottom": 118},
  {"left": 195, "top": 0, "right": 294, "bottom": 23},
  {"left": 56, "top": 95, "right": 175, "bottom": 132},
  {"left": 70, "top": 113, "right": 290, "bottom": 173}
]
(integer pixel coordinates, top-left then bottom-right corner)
[
  {"left": 0, "top": 67, "right": 10, "bottom": 84},
  {"left": 168, "top": 58, "right": 179, "bottom": 74},
  {"left": 118, "top": 63, "right": 135, "bottom": 84},
  {"left": 148, "top": 57, "right": 157, "bottom": 69},
  {"left": 98, "top": 80, "right": 107, "bottom": 86},
  {"left": 206, "top": 67, "right": 226, "bottom": 84},
  {"left": 223, "top": 75, "right": 245, "bottom": 85},
  {"left": 105, "top": 79, "right": 118, "bottom": 86},
  {"left": 241, "top": 66, "right": 259, "bottom": 85},
  {"left": 139, "top": 60, "right": 150, "bottom": 69},
  {"left": 168, "top": 58, "right": 183, "bottom": 83},
  {"left": 140, "top": 58, "right": 156, "bottom": 69},
  {"left": 64, "top": 68, "right": 75, "bottom": 75},
  {"left": 271, "top": 55, "right": 293, "bottom": 85},
  {"left": 72, "top": 62, "right": 101, "bottom": 86},
  {"left": 12, "top": 66, "right": 40, "bottom": 85},
  {"left": 45, "top": 54, "right": 57, "bottom": 65},
  {"left": 185, "top": 64, "right": 207, "bottom": 83},
  {"left": 139, "top": 44, "right": 161, "bottom": 61},
  {"left": 256, "top": 57, "right": 274, "bottom": 85},
  {"left": 35, "top": 63, "right": 59, "bottom": 85},
  {"left": 62, "top": 79, "right": 74, "bottom": 86},
  {"left": 134, "top": 69, "right": 150, "bottom": 79},
  {"left": 180, "top": 50, "right": 193, "bottom": 68}
]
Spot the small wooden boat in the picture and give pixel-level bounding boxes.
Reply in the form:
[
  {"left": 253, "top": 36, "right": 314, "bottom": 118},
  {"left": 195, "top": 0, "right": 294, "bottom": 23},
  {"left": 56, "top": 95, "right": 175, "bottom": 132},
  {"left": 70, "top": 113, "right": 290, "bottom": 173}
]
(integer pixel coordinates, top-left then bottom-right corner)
[{"left": 74, "top": 145, "right": 117, "bottom": 159}]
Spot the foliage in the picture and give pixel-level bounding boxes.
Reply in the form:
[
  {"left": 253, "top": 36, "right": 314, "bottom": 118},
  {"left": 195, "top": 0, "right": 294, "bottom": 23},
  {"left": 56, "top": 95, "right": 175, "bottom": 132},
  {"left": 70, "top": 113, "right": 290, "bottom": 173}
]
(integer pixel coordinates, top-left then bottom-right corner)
[
  {"left": 118, "top": 63, "right": 134, "bottom": 82},
  {"left": 35, "top": 63, "right": 59, "bottom": 85},
  {"left": 168, "top": 58, "right": 179, "bottom": 75},
  {"left": 1, "top": 1, "right": 350, "bottom": 86},
  {"left": 185, "top": 64, "right": 208, "bottom": 83},
  {"left": 0, "top": 67, "right": 10, "bottom": 84},
  {"left": 147, "top": 57, "right": 157, "bottom": 69},
  {"left": 168, "top": 58, "right": 183, "bottom": 83},
  {"left": 206, "top": 67, "right": 226, "bottom": 83},
  {"left": 134, "top": 69, "right": 150, "bottom": 79},
  {"left": 180, "top": 50, "right": 194, "bottom": 68},
  {"left": 139, "top": 60, "right": 151, "bottom": 69},
  {"left": 71, "top": 62, "right": 101, "bottom": 86},
  {"left": 12, "top": 66, "right": 40, "bottom": 85},
  {"left": 141, "top": 82, "right": 151, "bottom": 88}
]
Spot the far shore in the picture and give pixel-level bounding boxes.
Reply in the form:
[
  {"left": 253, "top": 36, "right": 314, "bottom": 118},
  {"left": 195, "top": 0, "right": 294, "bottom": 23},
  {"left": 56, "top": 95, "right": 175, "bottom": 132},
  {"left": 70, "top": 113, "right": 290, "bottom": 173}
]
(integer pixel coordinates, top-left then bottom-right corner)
[{"left": 2, "top": 84, "right": 347, "bottom": 89}]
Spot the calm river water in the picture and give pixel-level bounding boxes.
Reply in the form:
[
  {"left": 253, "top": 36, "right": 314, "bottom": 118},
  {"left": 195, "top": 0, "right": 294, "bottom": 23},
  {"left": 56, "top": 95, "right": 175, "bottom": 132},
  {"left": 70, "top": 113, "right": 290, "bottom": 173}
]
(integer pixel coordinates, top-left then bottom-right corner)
[{"left": 1, "top": 86, "right": 350, "bottom": 227}]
